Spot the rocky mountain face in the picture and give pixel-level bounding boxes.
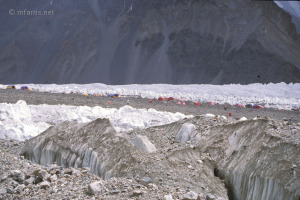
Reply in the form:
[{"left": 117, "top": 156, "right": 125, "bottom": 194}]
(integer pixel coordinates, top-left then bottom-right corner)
[{"left": 1, "top": 0, "right": 300, "bottom": 84}]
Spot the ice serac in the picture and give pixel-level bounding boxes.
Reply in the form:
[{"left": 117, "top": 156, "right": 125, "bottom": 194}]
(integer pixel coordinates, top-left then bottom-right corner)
[
  {"left": 175, "top": 123, "right": 196, "bottom": 143},
  {"left": 19, "top": 116, "right": 300, "bottom": 199},
  {"left": 193, "top": 119, "right": 300, "bottom": 200},
  {"left": 20, "top": 118, "right": 138, "bottom": 179},
  {"left": 20, "top": 118, "right": 229, "bottom": 199},
  {"left": 1, "top": 0, "right": 300, "bottom": 84}
]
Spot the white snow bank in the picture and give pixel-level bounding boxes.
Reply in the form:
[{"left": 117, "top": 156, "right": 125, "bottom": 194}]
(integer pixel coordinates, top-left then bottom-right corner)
[
  {"left": 1, "top": 82, "right": 299, "bottom": 110},
  {"left": 0, "top": 100, "right": 49, "bottom": 141},
  {"left": 0, "top": 100, "right": 192, "bottom": 141}
]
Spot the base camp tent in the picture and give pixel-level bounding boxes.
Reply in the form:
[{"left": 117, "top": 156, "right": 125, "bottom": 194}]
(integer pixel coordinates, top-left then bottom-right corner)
[
  {"left": 21, "top": 86, "right": 29, "bottom": 90},
  {"left": 253, "top": 104, "right": 263, "bottom": 109},
  {"left": 6, "top": 85, "right": 16, "bottom": 89}
]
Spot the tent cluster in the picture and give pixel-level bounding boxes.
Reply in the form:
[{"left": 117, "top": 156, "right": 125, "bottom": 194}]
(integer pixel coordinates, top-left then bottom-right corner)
[
  {"left": 158, "top": 97, "right": 174, "bottom": 101},
  {"left": 6, "top": 85, "right": 16, "bottom": 89},
  {"left": 70, "top": 92, "right": 122, "bottom": 105},
  {"left": 83, "top": 93, "right": 105, "bottom": 97},
  {"left": 153, "top": 97, "right": 269, "bottom": 110},
  {"left": 6, "top": 86, "right": 298, "bottom": 112},
  {"left": 155, "top": 96, "right": 190, "bottom": 105},
  {"left": 107, "top": 94, "right": 121, "bottom": 98},
  {"left": 194, "top": 102, "right": 200, "bottom": 106},
  {"left": 6, "top": 85, "right": 31, "bottom": 91},
  {"left": 76, "top": 92, "right": 121, "bottom": 98},
  {"left": 177, "top": 101, "right": 186, "bottom": 105},
  {"left": 232, "top": 103, "right": 264, "bottom": 109},
  {"left": 235, "top": 103, "right": 244, "bottom": 107},
  {"left": 21, "top": 86, "right": 29, "bottom": 90},
  {"left": 252, "top": 104, "right": 264, "bottom": 109},
  {"left": 235, "top": 103, "right": 264, "bottom": 109},
  {"left": 155, "top": 97, "right": 200, "bottom": 106},
  {"left": 153, "top": 98, "right": 299, "bottom": 112}
]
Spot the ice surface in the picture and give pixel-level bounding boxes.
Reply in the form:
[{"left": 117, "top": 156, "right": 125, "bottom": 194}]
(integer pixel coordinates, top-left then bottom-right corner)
[
  {"left": 0, "top": 82, "right": 299, "bottom": 141},
  {"left": 0, "top": 100, "right": 191, "bottom": 141}
]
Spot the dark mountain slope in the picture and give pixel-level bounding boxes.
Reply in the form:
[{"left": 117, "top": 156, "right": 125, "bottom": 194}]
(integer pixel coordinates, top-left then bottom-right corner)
[{"left": 0, "top": 0, "right": 299, "bottom": 84}]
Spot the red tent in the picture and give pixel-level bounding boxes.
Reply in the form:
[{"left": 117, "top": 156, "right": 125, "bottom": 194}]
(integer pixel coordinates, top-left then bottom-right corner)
[
  {"left": 253, "top": 104, "right": 263, "bottom": 109},
  {"left": 21, "top": 86, "right": 29, "bottom": 90},
  {"left": 235, "top": 103, "right": 244, "bottom": 107}
]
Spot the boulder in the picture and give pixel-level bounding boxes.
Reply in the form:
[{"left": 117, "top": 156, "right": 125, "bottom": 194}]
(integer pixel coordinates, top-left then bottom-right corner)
[
  {"left": 181, "top": 191, "right": 198, "bottom": 200},
  {"left": 165, "top": 194, "right": 174, "bottom": 200},
  {"left": 0, "top": 176, "right": 7, "bottom": 182},
  {"left": 49, "top": 174, "right": 57, "bottom": 182},
  {"left": 10, "top": 170, "right": 25, "bottom": 183},
  {"left": 0, "top": 188, "right": 7, "bottom": 195},
  {"left": 6, "top": 188, "right": 14, "bottom": 194},
  {"left": 40, "top": 181, "right": 50, "bottom": 189},
  {"left": 24, "top": 177, "right": 35, "bottom": 185},
  {"left": 132, "top": 190, "right": 143, "bottom": 197},
  {"left": 205, "top": 194, "right": 216, "bottom": 200},
  {"left": 33, "top": 169, "right": 49, "bottom": 182},
  {"left": 87, "top": 181, "right": 103, "bottom": 195},
  {"left": 63, "top": 168, "right": 73, "bottom": 175},
  {"left": 15, "top": 184, "right": 25, "bottom": 193},
  {"left": 109, "top": 190, "right": 121, "bottom": 195},
  {"left": 137, "top": 177, "right": 152, "bottom": 186}
]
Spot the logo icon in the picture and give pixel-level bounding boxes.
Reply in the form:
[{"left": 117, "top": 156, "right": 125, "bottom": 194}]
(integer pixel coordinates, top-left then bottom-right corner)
[{"left": 9, "top": 9, "right": 15, "bottom": 15}]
